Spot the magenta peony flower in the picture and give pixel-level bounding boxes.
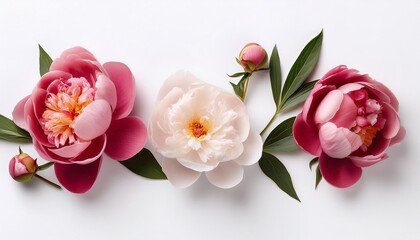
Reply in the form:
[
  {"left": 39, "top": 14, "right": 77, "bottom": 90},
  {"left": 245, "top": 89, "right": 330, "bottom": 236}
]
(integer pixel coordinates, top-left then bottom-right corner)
[
  {"left": 13, "top": 47, "right": 147, "bottom": 193},
  {"left": 149, "top": 72, "right": 263, "bottom": 188},
  {"left": 238, "top": 43, "right": 267, "bottom": 72},
  {"left": 9, "top": 152, "right": 38, "bottom": 183},
  {"left": 293, "top": 65, "right": 405, "bottom": 188}
]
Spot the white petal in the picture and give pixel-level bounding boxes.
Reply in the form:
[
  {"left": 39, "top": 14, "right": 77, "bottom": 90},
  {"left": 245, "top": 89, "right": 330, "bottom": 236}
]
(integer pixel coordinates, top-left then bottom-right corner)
[
  {"left": 234, "top": 129, "right": 263, "bottom": 166},
  {"left": 205, "top": 161, "right": 244, "bottom": 189},
  {"left": 162, "top": 158, "right": 201, "bottom": 188},
  {"left": 157, "top": 71, "right": 204, "bottom": 101}
]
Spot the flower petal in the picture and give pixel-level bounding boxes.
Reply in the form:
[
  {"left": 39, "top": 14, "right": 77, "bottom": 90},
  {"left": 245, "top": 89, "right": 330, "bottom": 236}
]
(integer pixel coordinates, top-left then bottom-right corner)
[
  {"left": 37, "top": 70, "right": 72, "bottom": 90},
  {"left": 349, "top": 153, "right": 388, "bottom": 168},
  {"left": 157, "top": 71, "right": 204, "bottom": 101},
  {"left": 329, "top": 94, "right": 358, "bottom": 128},
  {"left": 319, "top": 152, "right": 362, "bottom": 188},
  {"left": 70, "top": 135, "right": 106, "bottom": 164},
  {"left": 303, "top": 85, "right": 336, "bottom": 124},
  {"left": 314, "top": 90, "right": 343, "bottom": 124},
  {"left": 73, "top": 99, "right": 112, "bottom": 141},
  {"left": 48, "top": 141, "right": 91, "bottom": 158},
  {"left": 319, "top": 122, "right": 362, "bottom": 159},
  {"left": 381, "top": 102, "right": 400, "bottom": 139},
  {"left": 390, "top": 127, "right": 406, "bottom": 145},
  {"left": 95, "top": 73, "right": 117, "bottom": 111},
  {"left": 234, "top": 129, "right": 263, "bottom": 166},
  {"left": 205, "top": 161, "right": 244, "bottom": 189},
  {"left": 54, "top": 157, "right": 102, "bottom": 194},
  {"left": 103, "top": 62, "right": 136, "bottom": 120},
  {"left": 293, "top": 113, "right": 322, "bottom": 156},
  {"left": 12, "top": 95, "right": 30, "bottom": 130},
  {"left": 105, "top": 116, "right": 147, "bottom": 160},
  {"left": 162, "top": 158, "right": 201, "bottom": 188}
]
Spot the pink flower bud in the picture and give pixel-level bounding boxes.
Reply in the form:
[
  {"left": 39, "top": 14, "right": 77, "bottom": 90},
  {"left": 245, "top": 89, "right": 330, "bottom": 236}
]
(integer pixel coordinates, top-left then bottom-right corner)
[
  {"left": 9, "top": 153, "right": 38, "bottom": 183},
  {"left": 238, "top": 43, "right": 268, "bottom": 72}
]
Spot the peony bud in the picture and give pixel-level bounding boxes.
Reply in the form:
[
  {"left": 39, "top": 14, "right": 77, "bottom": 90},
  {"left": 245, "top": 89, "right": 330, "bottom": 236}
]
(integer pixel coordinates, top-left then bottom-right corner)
[
  {"left": 238, "top": 43, "right": 268, "bottom": 72},
  {"left": 9, "top": 152, "right": 38, "bottom": 183}
]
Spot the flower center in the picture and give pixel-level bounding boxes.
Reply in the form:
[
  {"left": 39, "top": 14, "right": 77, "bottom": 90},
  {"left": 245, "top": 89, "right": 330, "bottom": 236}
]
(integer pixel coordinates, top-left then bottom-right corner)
[
  {"left": 356, "top": 126, "right": 378, "bottom": 147},
  {"left": 188, "top": 118, "right": 211, "bottom": 138},
  {"left": 42, "top": 78, "right": 95, "bottom": 147}
]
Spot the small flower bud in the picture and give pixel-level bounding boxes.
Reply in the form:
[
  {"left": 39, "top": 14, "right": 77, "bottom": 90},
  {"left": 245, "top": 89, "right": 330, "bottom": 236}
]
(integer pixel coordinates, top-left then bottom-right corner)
[
  {"left": 238, "top": 43, "right": 268, "bottom": 72},
  {"left": 9, "top": 152, "right": 38, "bottom": 183}
]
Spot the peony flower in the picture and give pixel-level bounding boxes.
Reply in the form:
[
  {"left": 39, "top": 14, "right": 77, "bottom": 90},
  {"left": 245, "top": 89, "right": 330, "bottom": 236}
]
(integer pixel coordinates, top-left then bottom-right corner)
[
  {"left": 294, "top": 65, "right": 405, "bottom": 188},
  {"left": 238, "top": 43, "right": 267, "bottom": 72},
  {"left": 13, "top": 47, "right": 147, "bottom": 193},
  {"left": 149, "top": 72, "right": 263, "bottom": 188},
  {"left": 9, "top": 152, "right": 38, "bottom": 183}
]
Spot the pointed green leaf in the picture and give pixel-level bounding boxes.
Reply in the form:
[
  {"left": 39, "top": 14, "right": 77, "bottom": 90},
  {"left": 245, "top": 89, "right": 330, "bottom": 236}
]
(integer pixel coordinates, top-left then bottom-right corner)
[
  {"left": 228, "top": 72, "right": 246, "bottom": 78},
  {"left": 119, "top": 148, "right": 167, "bottom": 179},
  {"left": 281, "top": 30, "right": 323, "bottom": 102},
  {"left": 315, "top": 165, "right": 323, "bottom": 189},
  {"left": 269, "top": 45, "right": 282, "bottom": 110},
  {"left": 229, "top": 72, "right": 250, "bottom": 100},
  {"left": 259, "top": 152, "right": 300, "bottom": 202},
  {"left": 0, "top": 114, "right": 32, "bottom": 143},
  {"left": 263, "top": 117, "right": 298, "bottom": 152},
  {"left": 280, "top": 80, "right": 318, "bottom": 113},
  {"left": 309, "top": 157, "right": 319, "bottom": 171},
  {"left": 38, "top": 44, "right": 53, "bottom": 76}
]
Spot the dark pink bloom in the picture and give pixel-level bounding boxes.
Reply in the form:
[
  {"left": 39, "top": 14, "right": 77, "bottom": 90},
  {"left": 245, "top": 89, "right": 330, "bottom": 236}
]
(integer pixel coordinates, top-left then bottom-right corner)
[
  {"left": 13, "top": 47, "right": 147, "bottom": 193},
  {"left": 293, "top": 65, "right": 405, "bottom": 188}
]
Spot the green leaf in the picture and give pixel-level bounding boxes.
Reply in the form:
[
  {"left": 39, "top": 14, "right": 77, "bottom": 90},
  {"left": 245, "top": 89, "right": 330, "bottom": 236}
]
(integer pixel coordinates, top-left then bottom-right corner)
[
  {"left": 315, "top": 165, "right": 323, "bottom": 189},
  {"left": 269, "top": 45, "right": 282, "bottom": 110},
  {"left": 0, "top": 114, "right": 32, "bottom": 143},
  {"left": 263, "top": 117, "right": 298, "bottom": 152},
  {"left": 38, "top": 162, "right": 54, "bottom": 171},
  {"left": 309, "top": 157, "right": 319, "bottom": 171},
  {"left": 119, "top": 148, "right": 167, "bottom": 179},
  {"left": 281, "top": 30, "right": 323, "bottom": 102},
  {"left": 259, "top": 152, "right": 300, "bottom": 202},
  {"left": 229, "top": 72, "right": 250, "bottom": 100},
  {"left": 280, "top": 80, "right": 318, "bottom": 113},
  {"left": 228, "top": 72, "right": 246, "bottom": 78},
  {"left": 38, "top": 44, "right": 53, "bottom": 76}
]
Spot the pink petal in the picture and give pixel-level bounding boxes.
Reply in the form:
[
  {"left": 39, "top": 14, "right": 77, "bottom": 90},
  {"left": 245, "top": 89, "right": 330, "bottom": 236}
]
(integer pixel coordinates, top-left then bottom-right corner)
[
  {"left": 205, "top": 161, "right": 244, "bottom": 189},
  {"left": 319, "top": 152, "right": 362, "bottom": 188},
  {"left": 381, "top": 102, "right": 400, "bottom": 139},
  {"left": 352, "top": 134, "right": 391, "bottom": 157},
  {"left": 56, "top": 47, "right": 97, "bottom": 61},
  {"left": 54, "top": 157, "right": 102, "bottom": 194},
  {"left": 293, "top": 113, "right": 322, "bottom": 156},
  {"left": 349, "top": 153, "right": 388, "bottom": 167},
  {"left": 370, "top": 81, "right": 399, "bottom": 111},
  {"left": 25, "top": 100, "right": 54, "bottom": 147},
  {"left": 162, "top": 158, "right": 201, "bottom": 188},
  {"left": 302, "top": 85, "right": 336, "bottom": 125},
  {"left": 48, "top": 141, "right": 91, "bottom": 158},
  {"left": 338, "top": 83, "right": 364, "bottom": 94},
  {"left": 70, "top": 135, "right": 106, "bottom": 164},
  {"left": 314, "top": 90, "right": 343, "bottom": 124},
  {"left": 51, "top": 58, "right": 100, "bottom": 86},
  {"left": 390, "top": 127, "right": 406, "bottom": 145},
  {"left": 12, "top": 95, "right": 30, "bottom": 130},
  {"left": 103, "top": 62, "right": 136, "bottom": 120},
  {"left": 37, "top": 71, "right": 72, "bottom": 90},
  {"left": 95, "top": 73, "right": 117, "bottom": 111},
  {"left": 329, "top": 94, "right": 358, "bottom": 128},
  {"left": 234, "top": 129, "right": 263, "bottom": 166},
  {"left": 105, "top": 117, "right": 147, "bottom": 161},
  {"left": 33, "top": 139, "right": 69, "bottom": 164},
  {"left": 73, "top": 99, "right": 112, "bottom": 140},
  {"left": 31, "top": 88, "right": 48, "bottom": 120},
  {"left": 319, "top": 122, "right": 362, "bottom": 159}
]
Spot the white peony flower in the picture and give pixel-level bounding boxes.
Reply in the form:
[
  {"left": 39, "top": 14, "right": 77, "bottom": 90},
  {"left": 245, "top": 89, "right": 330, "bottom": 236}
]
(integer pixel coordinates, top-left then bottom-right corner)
[{"left": 149, "top": 71, "right": 263, "bottom": 188}]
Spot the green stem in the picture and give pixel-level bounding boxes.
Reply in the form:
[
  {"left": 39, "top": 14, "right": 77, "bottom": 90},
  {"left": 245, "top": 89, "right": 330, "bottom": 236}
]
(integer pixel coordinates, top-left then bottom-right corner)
[
  {"left": 38, "top": 162, "right": 54, "bottom": 171},
  {"left": 34, "top": 174, "right": 62, "bottom": 190},
  {"left": 242, "top": 75, "right": 251, "bottom": 101},
  {"left": 260, "top": 111, "right": 278, "bottom": 136}
]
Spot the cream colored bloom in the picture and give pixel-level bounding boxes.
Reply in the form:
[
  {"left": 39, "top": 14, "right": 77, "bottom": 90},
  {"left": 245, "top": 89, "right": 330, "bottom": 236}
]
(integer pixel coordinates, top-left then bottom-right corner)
[{"left": 149, "top": 72, "right": 262, "bottom": 188}]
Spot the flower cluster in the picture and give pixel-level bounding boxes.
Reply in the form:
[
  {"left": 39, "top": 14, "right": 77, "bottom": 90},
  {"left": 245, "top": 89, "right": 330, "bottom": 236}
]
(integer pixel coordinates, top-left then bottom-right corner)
[{"left": 2, "top": 32, "right": 404, "bottom": 197}]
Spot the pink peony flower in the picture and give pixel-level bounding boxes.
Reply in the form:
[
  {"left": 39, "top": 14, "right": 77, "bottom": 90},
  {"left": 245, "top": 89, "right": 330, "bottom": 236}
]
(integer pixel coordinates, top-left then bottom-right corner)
[
  {"left": 293, "top": 65, "right": 405, "bottom": 188},
  {"left": 238, "top": 43, "right": 267, "bottom": 72},
  {"left": 9, "top": 152, "right": 38, "bottom": 183},
  {"left": 149, "top": 72, "right": 263, "bottom": 188},
  {"left": 13, "top": 47, "right": 147, "bottom": 193}
]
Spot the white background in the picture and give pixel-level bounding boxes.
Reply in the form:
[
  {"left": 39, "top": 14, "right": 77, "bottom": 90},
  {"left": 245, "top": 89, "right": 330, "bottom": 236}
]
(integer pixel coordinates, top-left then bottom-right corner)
[{"left": 1, "top": 0, "right": 419, "bottom": 239}]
